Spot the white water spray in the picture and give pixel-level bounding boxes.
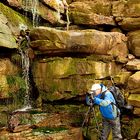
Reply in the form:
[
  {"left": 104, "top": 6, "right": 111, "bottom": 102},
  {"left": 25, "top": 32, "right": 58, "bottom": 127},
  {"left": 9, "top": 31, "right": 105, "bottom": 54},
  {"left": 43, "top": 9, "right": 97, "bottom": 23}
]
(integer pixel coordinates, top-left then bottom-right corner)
[
  {"left": 22, "top": 0, "right": 39, "bottom": 27},
  {"left": 18, "top": 48, "right": 32, "bottom": 111},
  {"left": 31, "top": 0, "right": 39, "bottom": 27},
  {"left": 15, "top": 24, "right": 32, "bottom": 112}
]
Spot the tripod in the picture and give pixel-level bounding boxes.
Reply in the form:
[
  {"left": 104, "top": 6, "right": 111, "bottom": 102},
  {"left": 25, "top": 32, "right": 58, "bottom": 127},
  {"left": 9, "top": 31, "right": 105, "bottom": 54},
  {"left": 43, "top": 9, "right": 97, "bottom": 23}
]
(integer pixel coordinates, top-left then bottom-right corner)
[{"left": 82, "top": 104, "right": 100, "bottom": 138}]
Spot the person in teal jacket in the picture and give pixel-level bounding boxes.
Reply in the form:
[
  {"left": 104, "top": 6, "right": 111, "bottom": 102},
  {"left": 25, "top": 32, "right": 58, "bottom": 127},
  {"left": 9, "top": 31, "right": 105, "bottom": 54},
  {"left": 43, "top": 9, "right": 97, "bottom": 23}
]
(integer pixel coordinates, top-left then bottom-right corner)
[{"left": 86, "top": 83, "right": 122, "bottom": 140}]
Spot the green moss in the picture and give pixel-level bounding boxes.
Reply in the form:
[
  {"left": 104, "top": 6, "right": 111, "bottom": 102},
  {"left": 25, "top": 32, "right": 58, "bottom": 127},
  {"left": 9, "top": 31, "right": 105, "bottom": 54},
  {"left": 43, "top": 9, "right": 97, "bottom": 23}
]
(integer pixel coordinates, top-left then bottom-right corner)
[
  {"left": 32, "top": 126, "right": 68, "bottom": 134},
  {"left": 7, "top": 75, "right": 26, "bottom": 89},
  {"left": 6, "top": 75, "right": 26, "bottom": 107},
  {"left": 11, "top": 53, "right": 22, "bottom": 66},
  {"left": 7, "top": 76, "right": 16, "bottom": 85},
  {"left": 0, "top": 2, "right": 32, "bottom": 28}
]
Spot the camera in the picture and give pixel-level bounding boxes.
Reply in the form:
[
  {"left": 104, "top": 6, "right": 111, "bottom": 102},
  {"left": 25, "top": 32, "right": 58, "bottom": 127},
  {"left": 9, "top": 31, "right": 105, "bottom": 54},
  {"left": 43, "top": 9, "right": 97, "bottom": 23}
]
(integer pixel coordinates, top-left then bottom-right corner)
[
  {"left": 86, "top": 91, "right": 96, "bottom": 106},
  {"left": 86, "top": 90, "right": 96, "bottom": 99}
]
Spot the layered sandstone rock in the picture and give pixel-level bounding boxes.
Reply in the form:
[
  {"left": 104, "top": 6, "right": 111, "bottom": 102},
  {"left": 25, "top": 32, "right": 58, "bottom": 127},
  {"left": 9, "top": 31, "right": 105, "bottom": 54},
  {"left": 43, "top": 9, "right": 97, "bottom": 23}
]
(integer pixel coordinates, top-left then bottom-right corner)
[
  {"left": 29, "top": 27, "right": 128, "bottom": 61},
  {"left": 69, "top": 1, "right": 115, "bottom": 26},
  {"left": 32, "top": 57, "right": 122, "bottom": 101}
]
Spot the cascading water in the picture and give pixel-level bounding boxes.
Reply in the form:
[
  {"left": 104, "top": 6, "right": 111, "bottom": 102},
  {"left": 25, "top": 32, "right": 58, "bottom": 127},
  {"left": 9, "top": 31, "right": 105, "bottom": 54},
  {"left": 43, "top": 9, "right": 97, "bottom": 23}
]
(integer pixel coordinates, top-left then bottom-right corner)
[
  {"left": 56, "top": 0, "right": 70, "bottom": 30},
  {"left": 31, "top": 0, "right": 39, "bottom": 27},
  {"left": 12, "top": 0, "right": 39, "bottom": 112},
  {"left": 18, "top": 48, "right": 30, "bottom": 109},
  {"left": 15, "top": 24, "right": 32, "bottom": 112},
  {"left": 22, "top": 0, "right": 39, "bottom": 27},
  {"left": 15, "top": 0, "right": 40, "bottom": 111}
]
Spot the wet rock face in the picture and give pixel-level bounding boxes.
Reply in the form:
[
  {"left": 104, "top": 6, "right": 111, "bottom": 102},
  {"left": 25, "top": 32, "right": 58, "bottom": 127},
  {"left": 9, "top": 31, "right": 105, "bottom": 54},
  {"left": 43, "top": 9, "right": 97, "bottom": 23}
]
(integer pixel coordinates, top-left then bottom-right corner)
[
  {"left": 6, "top": 0, "right": 66, "bottom": 25},
  {"left": 5, "top": 106, "right": 85, "bottom": 139}
]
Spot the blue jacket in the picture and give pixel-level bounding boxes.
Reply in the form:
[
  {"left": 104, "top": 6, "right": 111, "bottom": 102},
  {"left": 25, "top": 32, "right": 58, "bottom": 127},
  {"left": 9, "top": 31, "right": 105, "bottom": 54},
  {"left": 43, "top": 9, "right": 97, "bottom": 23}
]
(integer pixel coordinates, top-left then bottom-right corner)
[{"left": 86, "top": 85, "right": 119, "bottom": 120}]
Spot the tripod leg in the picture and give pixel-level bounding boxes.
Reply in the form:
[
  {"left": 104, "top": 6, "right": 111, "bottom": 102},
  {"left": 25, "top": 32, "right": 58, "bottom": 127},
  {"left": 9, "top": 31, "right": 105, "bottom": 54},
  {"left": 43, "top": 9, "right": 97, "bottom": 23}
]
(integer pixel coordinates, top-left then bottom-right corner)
[
  {"left": 91, "top": 107, "right": 101, "bottom": 138},
  {"left": 82, "top": 106, "right": 91, "bottom": 127},
  {"left": 86, "top": 108, "right": 92, "bottom": 136}
]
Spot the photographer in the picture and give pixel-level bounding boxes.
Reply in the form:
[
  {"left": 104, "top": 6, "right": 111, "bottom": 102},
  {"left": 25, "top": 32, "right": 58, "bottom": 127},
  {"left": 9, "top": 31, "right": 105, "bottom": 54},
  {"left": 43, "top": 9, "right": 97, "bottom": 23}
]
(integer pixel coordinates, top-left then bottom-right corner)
[{"left": 86, "top": 83, "right": 122, "bottom": 140}]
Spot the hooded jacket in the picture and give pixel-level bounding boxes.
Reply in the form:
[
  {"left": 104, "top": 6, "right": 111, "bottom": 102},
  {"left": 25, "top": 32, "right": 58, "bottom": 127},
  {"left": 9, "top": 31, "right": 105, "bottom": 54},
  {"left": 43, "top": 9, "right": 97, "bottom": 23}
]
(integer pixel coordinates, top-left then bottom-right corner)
[{"left": 94, "top": 85, "right": 119, "bottom": 120}]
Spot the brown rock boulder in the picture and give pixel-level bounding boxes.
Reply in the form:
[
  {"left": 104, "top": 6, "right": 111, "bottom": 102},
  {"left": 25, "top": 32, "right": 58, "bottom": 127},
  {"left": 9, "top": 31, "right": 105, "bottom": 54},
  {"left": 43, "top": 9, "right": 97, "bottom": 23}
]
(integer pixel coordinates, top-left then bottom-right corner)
[
  {"left": 126, "top": 59, "right": 140, "bottom": 71},
  {"left": 128, "top": 30, "right": 140, "bottom": 57},
  {"left": 69, "top": 1, "right": 115, "bottom": 26},
  {"left": 42, "top": 0, "right": 65, "bottom": 13},
  {"left": 127, "top": 71, "right": 140, "bottom": 90},
  {"left": 128, "top": 94, "right": 140, "bottom": 107},
  {"left": 112, "top": 0, "right": 140, "bottom": 31},
  {"left": 30, "top": 27, "right": 128, "bottom": 60}
]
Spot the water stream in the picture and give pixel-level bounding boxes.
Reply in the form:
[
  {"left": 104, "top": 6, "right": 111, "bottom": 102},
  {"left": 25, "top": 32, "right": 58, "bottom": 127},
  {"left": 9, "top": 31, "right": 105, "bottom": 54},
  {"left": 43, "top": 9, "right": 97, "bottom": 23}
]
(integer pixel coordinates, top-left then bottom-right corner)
[
  {"left": 22, "top": 0, "right": 39, "bottom": 27},
  {"left": 14, "top": 0, "right": 39, "bottom": 111},
  {"left": 31, "top": 0, "right": 39, "bottom": 27},
  {"left": 18, "top": 47, "right": 31, "bottom": 111},
  {"left": 12, "top": 24, "right": 32, "bottom": 112}
]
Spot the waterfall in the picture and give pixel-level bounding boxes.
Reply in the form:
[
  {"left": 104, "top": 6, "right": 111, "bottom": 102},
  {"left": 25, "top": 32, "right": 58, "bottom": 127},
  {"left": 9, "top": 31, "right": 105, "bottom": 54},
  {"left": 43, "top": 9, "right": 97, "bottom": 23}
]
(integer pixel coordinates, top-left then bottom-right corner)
[
  {"left": 19, "top": 48, "right": 30, "bottom": 107},
  {"left": 66, "top": 8, "right": 70, "bottom": 31},
  {"left": 15, "top": 25, "right": 32, "bottom": 112},
  {"left": 31, "top": 0, "right": 39, "bottom": 27},
  {"left": 22, "top": 0, "right": 39, "bottom": 27}
]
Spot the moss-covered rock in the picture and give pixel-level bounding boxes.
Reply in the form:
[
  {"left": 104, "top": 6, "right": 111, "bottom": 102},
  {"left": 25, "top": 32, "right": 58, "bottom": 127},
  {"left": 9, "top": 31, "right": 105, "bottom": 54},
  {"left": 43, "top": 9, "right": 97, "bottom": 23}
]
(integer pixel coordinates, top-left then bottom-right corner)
[
  {"left": 0, "top": 58, "right": 26, "bottom": 108},
  {"left": 0, "top": 2, "right": 32, "bottom": 35},
  {"left": 0, "top": 13, "right": 18, "bottom": 49},
  {"left": 32, "top": 57, "right": 122, "bottom": 101}
]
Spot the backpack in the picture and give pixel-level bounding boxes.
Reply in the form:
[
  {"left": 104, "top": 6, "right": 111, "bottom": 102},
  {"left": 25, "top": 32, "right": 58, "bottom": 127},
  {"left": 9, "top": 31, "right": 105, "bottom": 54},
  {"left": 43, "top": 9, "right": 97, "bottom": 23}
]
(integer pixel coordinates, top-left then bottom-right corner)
[{"left": 101, "top": 86, "right": 125, "bottom": 109}]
